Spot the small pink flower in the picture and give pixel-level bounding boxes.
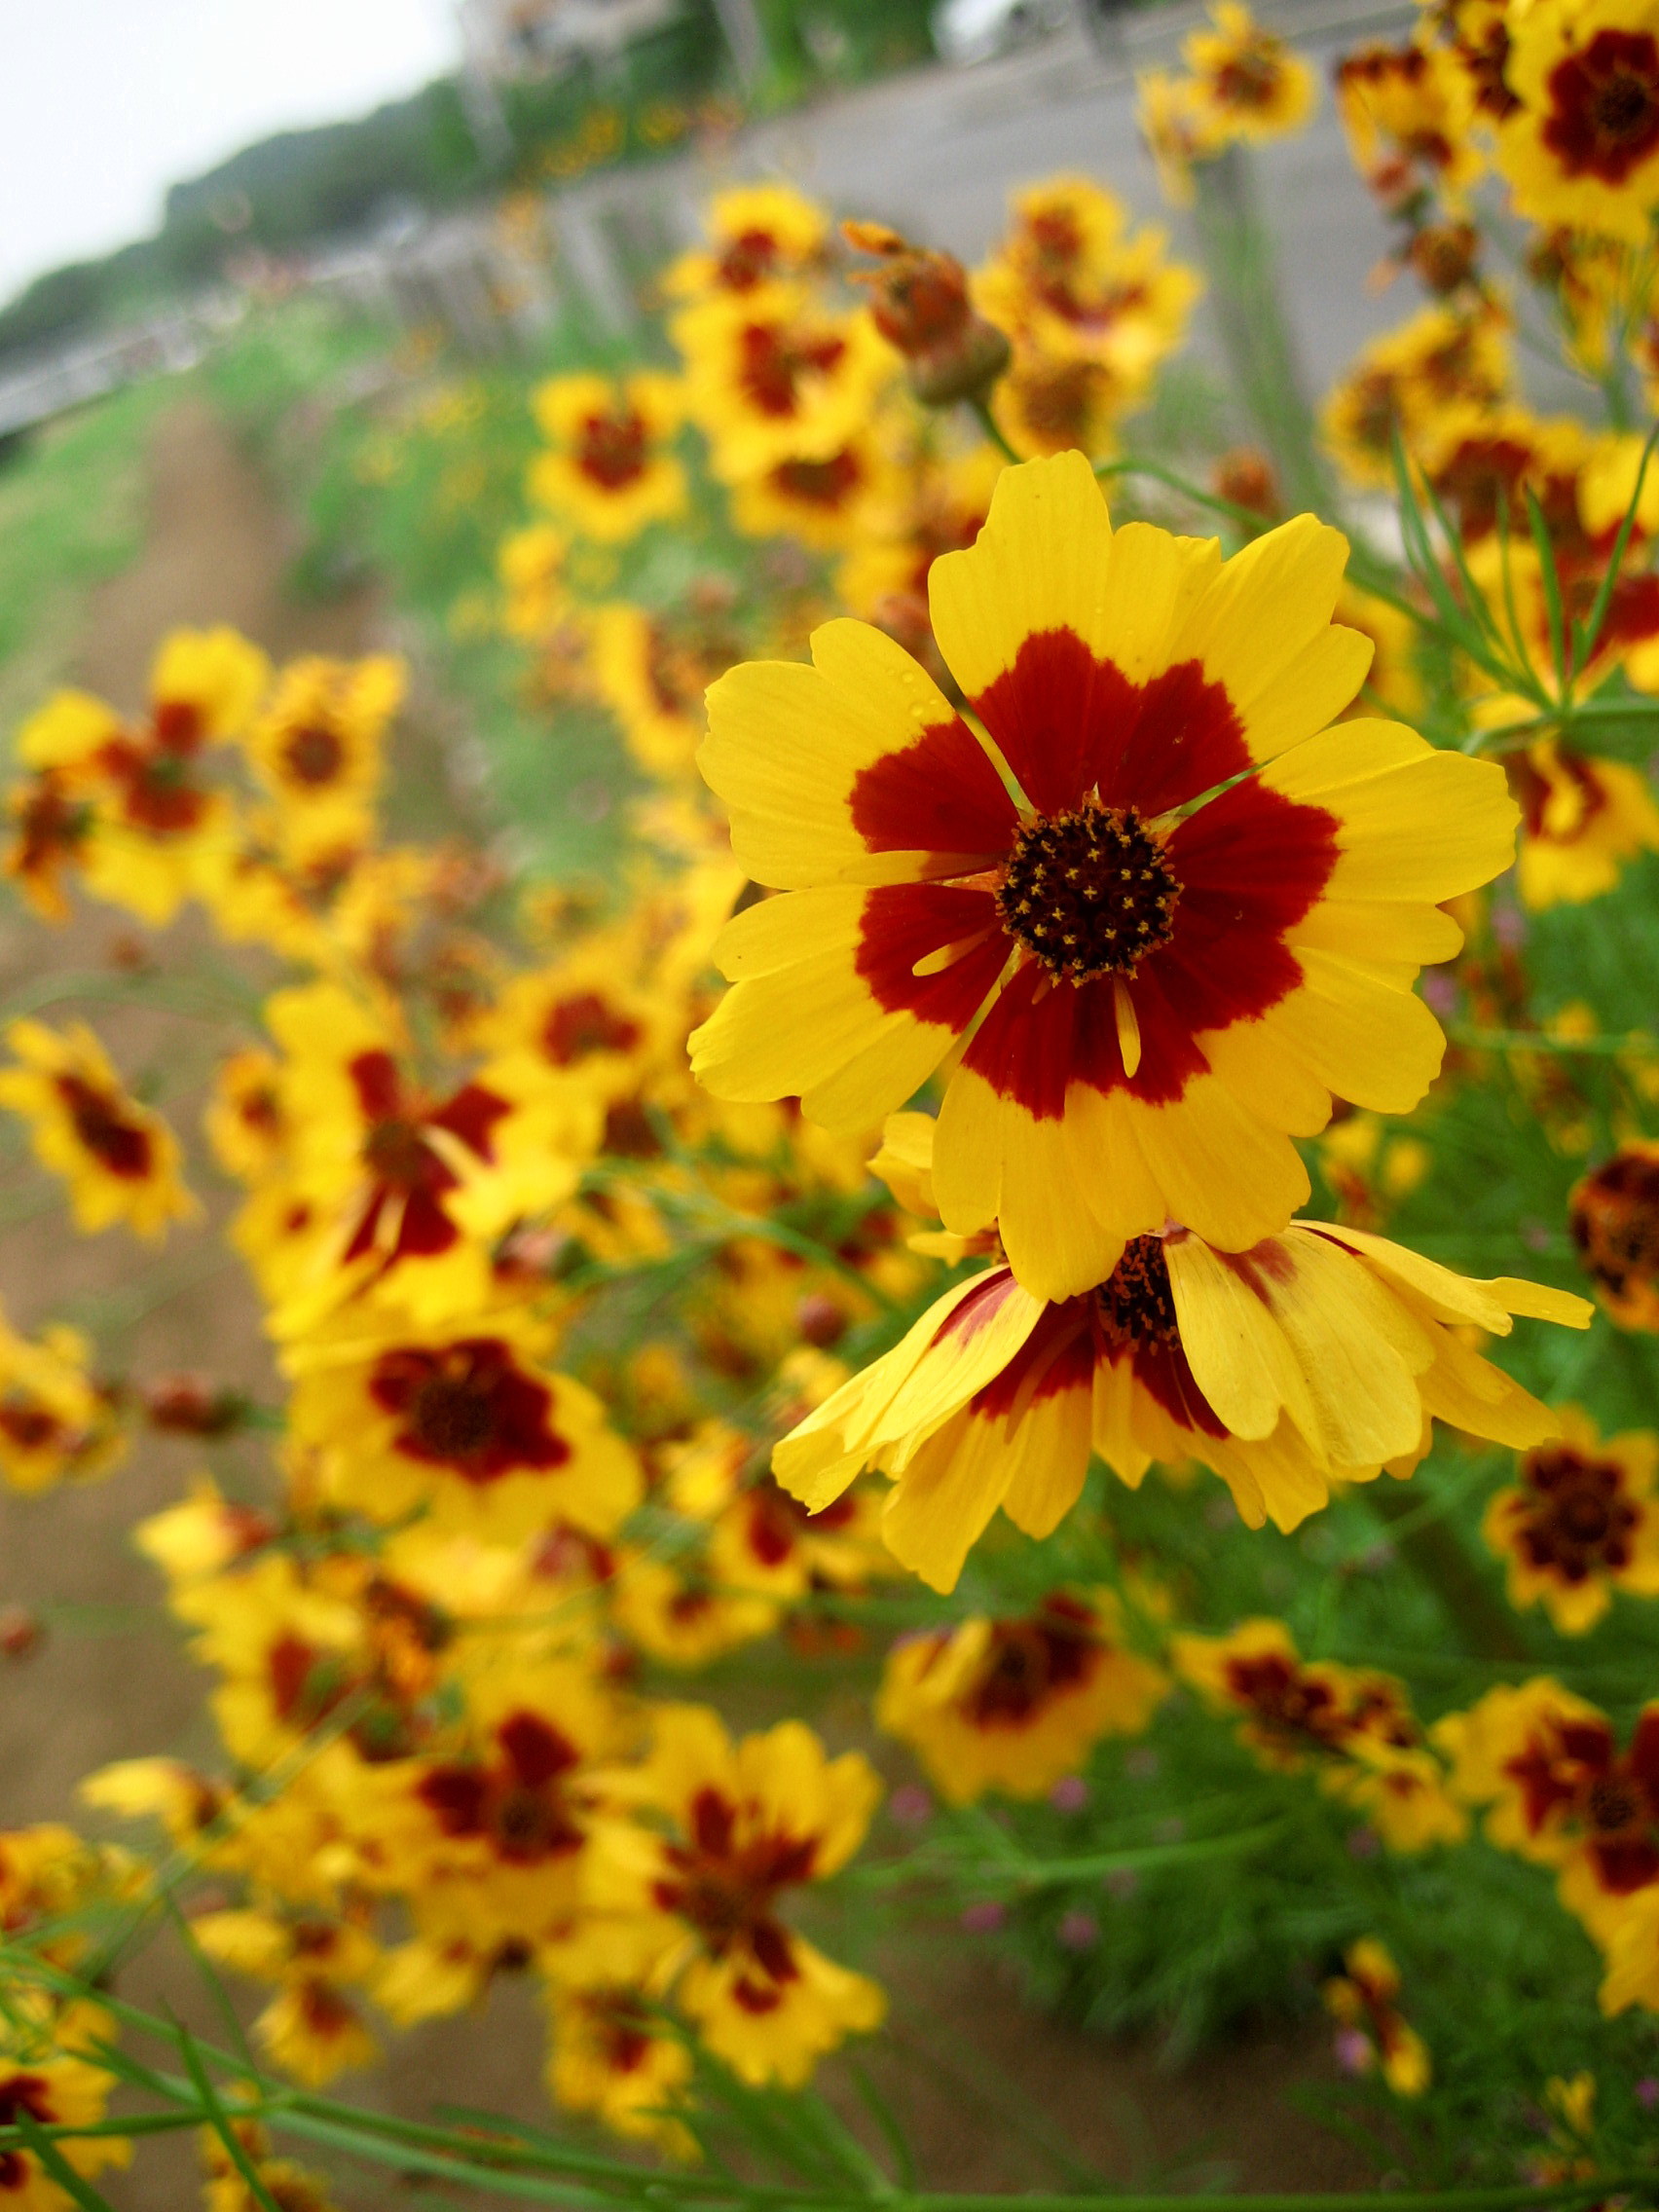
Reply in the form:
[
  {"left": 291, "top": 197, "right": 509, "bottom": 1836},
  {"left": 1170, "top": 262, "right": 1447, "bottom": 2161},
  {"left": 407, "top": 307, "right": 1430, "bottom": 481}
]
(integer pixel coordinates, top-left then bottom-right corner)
[
  {"left": 960, "top": 1899, "right": 1007, "bottom": 1934},
  {"left": 1050, "top": 1775, "right": 1089, "bottom": 1812},
  {"left": 1057, "top": 1910, "right": 1099, "bottom": 1950},
  {"left": 1334, "top": 2028, "right": 1374, "bottom": 2077},
  {"left": 889, "top": 1784, "right": 933, "bottom": 1827}
]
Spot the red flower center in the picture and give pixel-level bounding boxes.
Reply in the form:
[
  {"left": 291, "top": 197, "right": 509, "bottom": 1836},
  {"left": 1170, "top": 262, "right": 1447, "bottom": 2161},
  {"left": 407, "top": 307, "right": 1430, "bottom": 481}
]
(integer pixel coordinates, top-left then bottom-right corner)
[
  {"left": 1224, "top": 1652, "right": 1352, "bottom": 1751},
  {"left": 653, "top": 1786, "right": 817, "bottom": 2009},
  {"left": 1545, "top": 29, "right": 1659, "bottom": 180},
  {"left": 418, "top": 1711, "right": 584, "bottom": 1863},
  {"left": 576, "top": 409, "right": 649, "bottom": 492},
  {"left": 368, "top": 1338, "right": 571, "bottom": 1486},
  {"left": 1516, "top": 1443, "right": 1638, "bottom": 1582},
  {"left": 770, "top": 449, "right": 864, "bottom": 508},
  {"left": 718, "top": 226, "right": 783, "bottom": 291},
  {"left": 964, "top": 1597, "right": 1100, "bottom": 1728},
  {"left": 282, "top": 725, "right": 347, "bottom": 788},
  {"left": 55, "top": 1072, "right": 153, "bottom": 1180},
  {"left": 738, "top": 322, "right": 847, "bottom": 418},
  {"left": 543, "top": 990, "right": 642, "bottom": 1066},
  {"left": 0, "top": 2074, "right": 53, "bottom": 2190}
]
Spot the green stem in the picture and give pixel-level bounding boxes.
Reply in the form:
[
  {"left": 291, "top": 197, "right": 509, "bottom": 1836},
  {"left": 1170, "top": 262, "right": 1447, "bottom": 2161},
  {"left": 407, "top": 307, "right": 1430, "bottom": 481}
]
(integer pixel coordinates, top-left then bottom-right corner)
[{"left": 967, "top": 395, "right": 1019, "bottom": 463}]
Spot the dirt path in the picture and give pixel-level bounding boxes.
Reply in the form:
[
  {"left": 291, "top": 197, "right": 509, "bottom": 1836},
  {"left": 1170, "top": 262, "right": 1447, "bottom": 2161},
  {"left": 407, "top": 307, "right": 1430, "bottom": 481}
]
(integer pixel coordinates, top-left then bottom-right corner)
[{"left": 0, "top": 396, "right": 1375, "bottom": 2205}]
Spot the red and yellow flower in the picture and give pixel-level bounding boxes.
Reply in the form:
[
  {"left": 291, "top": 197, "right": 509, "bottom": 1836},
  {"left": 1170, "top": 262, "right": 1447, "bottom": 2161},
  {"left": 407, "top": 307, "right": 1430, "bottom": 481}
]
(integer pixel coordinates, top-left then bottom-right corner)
[
  {"left": 1183, "top": 1, "right": 1318, "bottom": 141},
  {"left": 0, "top": 1019, "right": 197, "bottom": 1241},
  {"left": 1498, "top": 0, "right": 1659, "bottom": 242},
  {"left": 1484, "top": 1408, "right": 1659, "bottom": 1633},
  {"left": 775, "top": 1195, "right": 1587, "bottom": 1588},
  {"left": 662, "top": 182, "right": 830, "bottom": 303},
  {"left": 877, "top": 1590, "right": 1167, "bottom": 1803},
  {"left": 1323, "top": 1938, "right": 1431, "bottom": 2094},
  {"left": 1438, "top": 1678, "right": 1659, "bottom": 1942},
  {"left": 692, "top": 452, "right": 1519, "bottom": 1301},
  {"left": 581, "top": 1707, "right": 884, "bottom": 2086},
  {"left": 529, "top": 373, "right": 686, "bottom": 542},
  {"left": 240, "top": 654, "right": 405, "bottom": 858},
  {"left": 0, "top": 1312, "right": 123, "bottom": 1495},
  {"left": 1568, "top": 1141, "right": 1659, "bottom": 1327}
]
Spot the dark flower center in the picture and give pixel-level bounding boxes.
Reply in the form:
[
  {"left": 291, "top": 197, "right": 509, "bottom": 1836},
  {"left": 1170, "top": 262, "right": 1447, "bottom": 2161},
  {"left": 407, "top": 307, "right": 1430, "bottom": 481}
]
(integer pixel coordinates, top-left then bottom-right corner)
[
  {"left": 1095, "top": 1235, "right": 1180, "bottom": 1346},
  {"left": 1546, "top": 30, "right": 1659, "bottom": 180},
  {"left": 282, "top": 725, "right": 346, "bottom": 788},
  {"left": 410, "top": 1371, "right": 497, "bottom": 1456},
  {"left": 55, "top": 1073, "right": 153, "bottom": 1179},
  {"left": 997, "top": 804, "right": 1179, "bottom": 983},
  {"left": 1517, "top": 1443, "right": 1637, "bottom": 1581},
  {"left": 577, "top": 409, "right": 648, "bottom": 491},
  {"left": 964, "top": 1599, "right": 1099, "bottom": 1728}
]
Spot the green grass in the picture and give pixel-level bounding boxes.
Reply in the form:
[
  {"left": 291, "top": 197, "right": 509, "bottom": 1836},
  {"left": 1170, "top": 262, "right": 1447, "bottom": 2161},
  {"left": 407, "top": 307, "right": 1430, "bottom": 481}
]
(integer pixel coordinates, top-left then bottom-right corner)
[{"left": 0, "top": 381, "right": 164, "bottom": 740}]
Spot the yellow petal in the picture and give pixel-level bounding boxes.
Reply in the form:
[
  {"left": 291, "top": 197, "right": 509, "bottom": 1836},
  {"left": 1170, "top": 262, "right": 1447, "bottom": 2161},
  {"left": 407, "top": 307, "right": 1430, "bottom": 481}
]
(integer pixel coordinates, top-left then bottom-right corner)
[
  {"left": 1165, "top": 1234, "right": 1320, "bottom": 1444},
  {"left": 1263, "top": 950, "right": 1447, "bottom": 1116}
]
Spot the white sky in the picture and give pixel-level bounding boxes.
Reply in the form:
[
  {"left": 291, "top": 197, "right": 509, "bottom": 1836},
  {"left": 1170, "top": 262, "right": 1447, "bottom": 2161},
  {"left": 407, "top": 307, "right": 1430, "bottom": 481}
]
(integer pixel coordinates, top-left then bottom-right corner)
[{"left": 0, "top": 0, "right": 461, "bottom": 304}]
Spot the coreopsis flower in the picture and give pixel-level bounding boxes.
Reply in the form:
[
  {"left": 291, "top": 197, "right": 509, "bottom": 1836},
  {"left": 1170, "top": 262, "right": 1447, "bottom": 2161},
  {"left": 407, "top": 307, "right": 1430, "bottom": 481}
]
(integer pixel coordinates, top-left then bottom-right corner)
[
  {"left": 475, "top": 942, "right": 671, "bottom": 1113},
  {"left": 975, "top": 176, "right": 1201, "bottom": 380},
  {"left": 1335, "top": 39, "right": 1484, "bottom": 204},
  {"left": 1174, "top": 1619, "right": 1468, "bottom": 1851},
  {"left": 775, "top": 1201, "right": 1587, "bottom": 1589},
  {"left": 1497, "top": 0, "right": 1659, "bottom": 243},
  {"left": 1320, "top": 305, "right": 1511, "bottom": 486},
  {"left": 3, "top": 767, "right": 94, "bottom": 920},
  {"left": 608, "top": 1548, "right": 780, "bottom": 1666},
  {"left": 1484, "top": 1409, "right": 1659, "bottom": 1633},
  {"left": 1568, "top": 1141, "right": 1659, "bottom": 1327},
  {"left": 1323, "top": 1938, "right": 1431, "bottom": 2094},
  {"left": 583, "top": 1707, "right": 884, "bottom": 2085},
  {"left": 692, "top": 453, "right": 1518, "bottom": 1300},
  {"left": 241, "top": 654, "right": 405, "bottom": 857},
  {"left": 0, "top": 1019, "right": 197, "bottom": 1240},
  {"left": 877, "top": 1591, "right": 1167, "bottom": 1804},
  {"left": 589, "top": 597, "right": 743, "bottom": 779},
  {"left": 0, "top": 2004, "right": 129, "bottom": 2208},
  {"left": 662, "top": 181, "right": 830, "bottom": 302},
  {"left": 543, "top": 1981, "right": 695, "bottom": 2156},
  {"left": 528, "top": 373, "right": 686, "bottom": 542},
  {"left": 498, "top": 522, "right": 571, "bottom": 640},
  {"left": 1183, "top": 1, "right": 1318, "bottom": 141},
  {"left": 14, "top": 627, "right": 269, "bottom": 924},
  {"left": 990, "top": 345, "right": 1152, "bottom": 461},
  {"left": 193, "top": 1905, "right": 381, "bottom": 2085},
  {"left": 675, "top": 289, "right": 896, "bottom": 485},
  {"left": 203, "top": 1049, "right": 290, "bottom": 1184},
  {"left": 1437, "top": 1677, "right": 1659, "bottom": 1942},
  {"left": 1432, "top": 0, "right": 1521, "bottom": 121},
  {"left": 1415, "top": 405, "right": 1589, "bottom": 545},
  {"left": 1507, "top": 740, "right": 1659, "bottom": 908},
  {"left": 199, "top": 2119, "right": 340, "bottom": 2212},
  {"left": 251, "top": 982, "right": 583, "bottom": 1332},
  {"left": 1136, "top": 69, "right": 1220, "bottom": 203},
  {"left": 728, "top": 435, "right": 891, "bottom": 551},
  {"left": 284, "top": 1309, "right": 641, "bottom": 1545},
  {"left": 0, "top": 1312, "right": 123, "bottom": 1494},
  {"left": 0, "top": 1826, "right": 143, "bottom": 1971},
  {"left": 384, "top": 1659, "right": 620, "bottom": 1951}
]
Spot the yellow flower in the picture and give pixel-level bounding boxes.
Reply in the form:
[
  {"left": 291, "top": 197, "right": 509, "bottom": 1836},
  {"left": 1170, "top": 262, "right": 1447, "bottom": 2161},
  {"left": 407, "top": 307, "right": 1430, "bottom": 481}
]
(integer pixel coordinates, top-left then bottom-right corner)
[
  {"left": 1436, "top": 1678, "right": 1659, "bottom": 1944},
  {"left": 691, "top": 452, "right": 1519, "bottom": 1305},
  {"left": 1173, "top": 1619, "right": 1467, "bottom": 1851},
  {"left": 1569, "top": 1141, "right": 1659, "bottom": 1327},
  {"left": 608, "top": 1550, "right": 780, "bottom": 1666},
  {"left": 0, "top": 1312, "right": 123, "bottom": 1494},
  {"left": 0, "top": 2008, "right": 129, "bottom": 2210},
  {"left": 1497, "top": 0, "right": 1659, "bottom": 242},
  {"left": 589, "top": 599, "right": 742, "bottom": 781},
  {"left": 583, "top": 1707, "right": 884, "bottom": 2086},
  {"left": 676, "top": 288, "right": 896, "bottom": 484},
  {"left": 728, "top": 433, "right": 892, "bottom": 550},
  {"left": 284, "top": 1306, "right": 641, "bottom": 1545},
  {"left": 1183, "top": 1, "right": 1318, "bottom": 142},
  {"left": 776, "top": 1204, "right": 1587, "bottom": 1590},
  {"left": 543, "top": 1981, "right": 696, "bottom": 2157},
  {"left": 1136, "top": 69, "right": 1222, "bottom": 203},
  {"left": 877, "top": 1590, "right": 1167, "bottom": 1803},
  {"left": 203, "top": 1049, "right": 290, "bottom": 1184},
  {"left": 1484, "top": 1407, "right": 1659, "bottom": 1632},
  {"left": 15, "top": 628, "right": 268, "bottom": 925},
  {"left": 498, "top": 522, "right": 571, "bottom": 640},
  {"left": 240, "top": 654, "right": 405, "bottom": 856},
  {"left": 1323, "top": 1938, "right": 1431, "bottom": 2095},
  {"left": 528, "top": 372, "right": 686, "bottom": 542},
  {"left": 193, "top": 1906, "right": 381, "bottom": 2086},
  {"left": 1321, "top": 304, "right": 1511, "bottom": 487},
  {"left": 1335, "top": 38, "right": 1484, "bottom": 203},
  {"left": 1507, "top": 738, "right": 1659, "bottom": 907},
  {"left": 663, "top": 182, "right": 830, "bottom": 302},
  {"left": 0, "top": 1019, "right": 197, "bottom": 1240}
]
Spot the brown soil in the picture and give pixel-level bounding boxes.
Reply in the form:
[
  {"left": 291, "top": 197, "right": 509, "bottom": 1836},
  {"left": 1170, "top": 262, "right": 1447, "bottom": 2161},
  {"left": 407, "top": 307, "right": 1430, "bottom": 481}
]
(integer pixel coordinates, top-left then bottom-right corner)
[{"left": 0, "top": 396, "right": 1377, "bottom": 2204}]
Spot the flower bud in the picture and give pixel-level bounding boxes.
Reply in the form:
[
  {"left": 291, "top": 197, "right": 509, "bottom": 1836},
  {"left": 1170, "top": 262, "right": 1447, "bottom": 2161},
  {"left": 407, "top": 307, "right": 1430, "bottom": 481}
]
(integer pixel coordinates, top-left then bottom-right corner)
[{"left": 842, "top": 219, "right": 1011, "bottom": 407}]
